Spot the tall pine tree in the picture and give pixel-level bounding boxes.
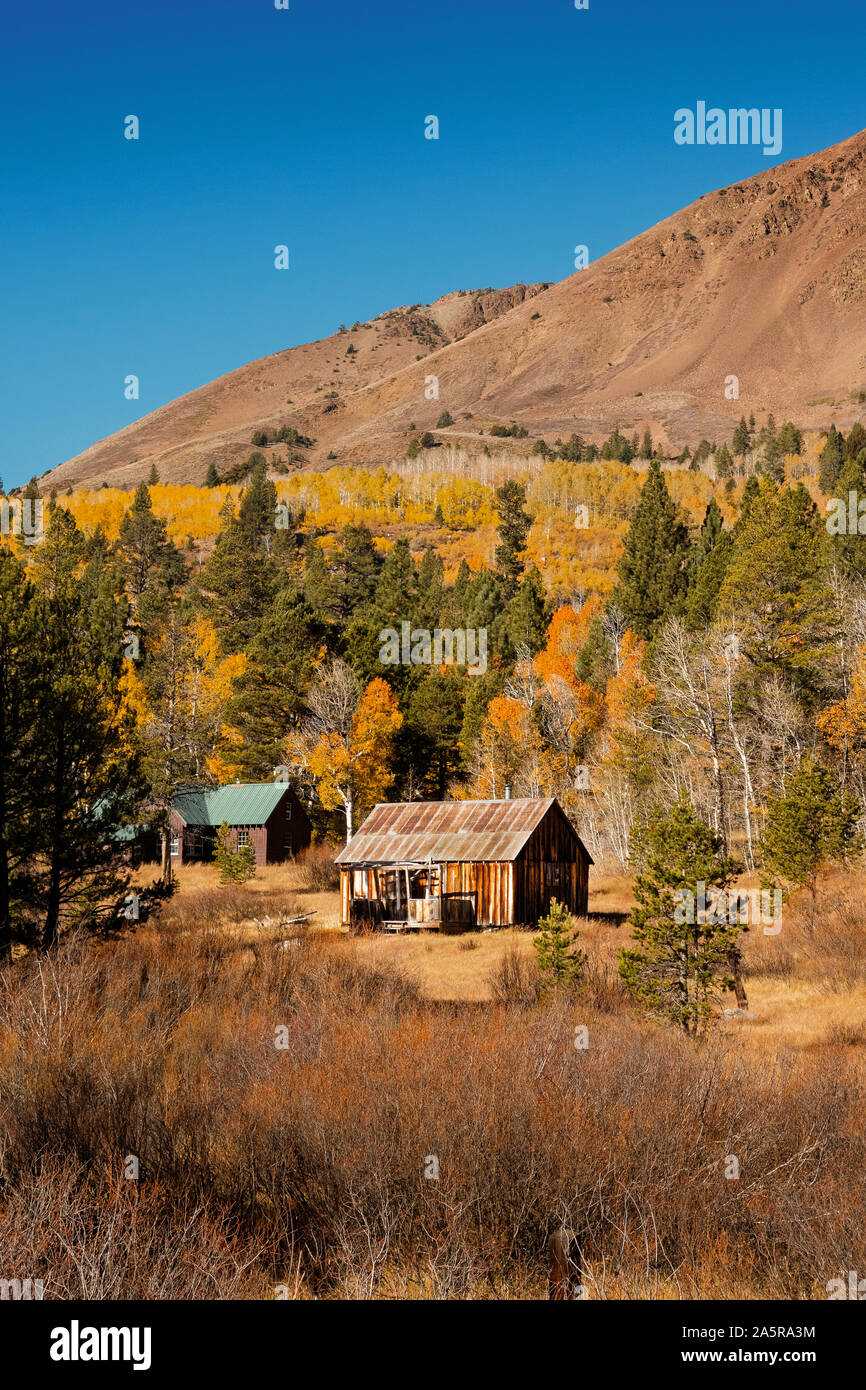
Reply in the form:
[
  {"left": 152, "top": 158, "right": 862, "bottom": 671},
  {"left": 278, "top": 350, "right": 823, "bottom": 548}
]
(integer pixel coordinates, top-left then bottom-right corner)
[{"left": 612, "top": 461, "right": 691, "bottom": 639}]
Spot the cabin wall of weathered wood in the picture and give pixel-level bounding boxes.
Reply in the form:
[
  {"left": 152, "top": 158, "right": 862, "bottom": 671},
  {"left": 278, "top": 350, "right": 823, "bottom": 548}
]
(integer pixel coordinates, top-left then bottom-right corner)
[
  {"left": 441, "top": 860, "right": 514, "bottom": 927},
  {"left": 515, "top": 802, "right": 589, "bottom": 923},
  {"left": 338, "top": 801, "right": 590, "bottom": 928}
]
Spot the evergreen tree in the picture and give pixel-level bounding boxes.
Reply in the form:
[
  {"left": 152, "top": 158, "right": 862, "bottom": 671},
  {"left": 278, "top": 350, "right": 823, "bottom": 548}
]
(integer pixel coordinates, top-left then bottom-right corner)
[
  {"left": 732, "top": 417, "right": 750, "bottom": 457},
  {"left": 303, "top": 536, "right": 338, "bottom": 627},
  {"left": 195, "top": 502, "right": 277, "bottom": 653},
  {"left": 717, "top": 481, "right": 834, "bottom": 696},
  {"left": 116, "top": 482, "right": 185, "bottom": 618},
  {"left": 560, "top": 433, "right": 585, "bottom": 463},
  {"left": 760, "top": 435, "right": 786, "bottom": 483},
  {"left": 619, "top": 798, "right": 739, "bottom": 1034},
  {"left": 372, "top": 537, "right": 419, "bottom": 626},
  {"left": 27, "top": 505, "right": 86, "bottom": 597},
  {"left": 205, "top": 461, "right": 220, "bottom": 488},
  {"left": 534, "top": 899, "right": 585, "bottom": 993},
  {"left": 148, "top": 464, "right": 160, "bottom": 486},
  {"left": 459, "top": 667, "right": 505, "bottom": 766},
  {"left": 738, "top": 476, "right": 759, "bottom": 522},
  {"left": 612, "top": 460, "right": 691, "bottom": 639},
  {"left": 398, "top": 671, "right": 465, "bottom": 799},
  {"left": 715, "top": 444, "right": 733, "bottom": 478},
  {"left": 224, "top": 584, "right": 318, "bottom": 780},
  {"left": 600, "top": 429, "right": 633, "bottom": 464},
  {"left": 462, "top": 568, "right": 510, "bottom": 648},
  {"left": 504, "top": 567, "right": 549, "bottom": 654},
  {"left": 331, "top": 523, "right": 382, "bottom": 620},
  {"left": 690, "top": 498, "right": 724, "bottom": 572},
  {"left": 0, "top": 551, "right": 41, "bottom": 956},
  {"left": 844, "top": 422, "right": 866, "bottom": 462},
  {"left": 416, "top": 544, "right": 445, "bottom": 628},
  {"left": 762, "top": 757, "right": 860, "bottom": 895},
  {"left": 818, "top": 426, "right": 844, "bottom": 495},
  {"left": 777, "top": 421, "right": 803, "bottom": 456},
  {"left": 639, "top": 428, "right": 653, "bottom": 460},
  {"left": 575, "top": 617, "right": 613, "bottom": 689},
  {"left": 343, "top": 613, "right": 396, "bottom": 691},
  {"left": 453, "top": 558, "right": 473, "bottom": 614},
  {"left": 827, "top": 454, "right": 866, "bottom": 577},
  {"left": 684, "top": 497, "right": 728, "bottom": 626},
  {"left": 684, "top": 530, "right": 734, "bottom": 629},
  {"left": 31, "top": 562, "right": 144, "bottom": 948},
  {"left": 238, "top": 459, "right": 278, "bottom": 546},
  {"left": 214, "top": 822, "right": 256, "bottom": 884},
  {"left": 494, "top": 480, "right": 532, "bottom": 582}
]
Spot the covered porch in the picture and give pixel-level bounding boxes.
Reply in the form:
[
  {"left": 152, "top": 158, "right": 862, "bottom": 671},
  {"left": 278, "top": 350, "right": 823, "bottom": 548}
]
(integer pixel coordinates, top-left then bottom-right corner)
[{"left": 341, "top": 860, "right": 477, "bottom": 933}]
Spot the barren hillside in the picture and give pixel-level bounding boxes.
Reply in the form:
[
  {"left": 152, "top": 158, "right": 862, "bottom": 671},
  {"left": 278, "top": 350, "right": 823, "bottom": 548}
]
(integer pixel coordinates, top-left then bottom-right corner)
[{"left": 43, "top": 127, "right": 866, "bottom": 491}]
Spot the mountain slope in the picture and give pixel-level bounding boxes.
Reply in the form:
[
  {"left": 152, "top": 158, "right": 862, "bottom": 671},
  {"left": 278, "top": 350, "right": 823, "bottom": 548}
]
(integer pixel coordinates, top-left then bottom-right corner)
[{"left": 44, "top": 128, "right": 866, "bottom": 491}]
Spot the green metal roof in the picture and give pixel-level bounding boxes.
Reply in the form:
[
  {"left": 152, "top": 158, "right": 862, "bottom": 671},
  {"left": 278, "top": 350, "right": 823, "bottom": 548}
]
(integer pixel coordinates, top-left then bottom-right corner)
[{"left": 172, "top": 783, "right": 290, "bottom": 827}]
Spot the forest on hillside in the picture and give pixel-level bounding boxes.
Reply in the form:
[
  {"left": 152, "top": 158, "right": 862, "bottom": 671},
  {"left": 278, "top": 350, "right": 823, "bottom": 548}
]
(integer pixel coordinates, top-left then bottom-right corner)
[{"left": 2, "top": 413, "right": 865, "bottom": 956}]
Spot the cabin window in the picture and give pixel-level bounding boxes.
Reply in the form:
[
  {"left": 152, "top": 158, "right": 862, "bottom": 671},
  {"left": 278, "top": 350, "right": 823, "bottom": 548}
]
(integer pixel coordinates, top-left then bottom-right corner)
[
  {"left": 353, "top": 870, "right": 369, "bottom": 896},
  {"left": 237, "top": 828, "right": 251, "bottom": 849},
  {"left": 170, "top": 834, "right": 180, "bottom": 857}
]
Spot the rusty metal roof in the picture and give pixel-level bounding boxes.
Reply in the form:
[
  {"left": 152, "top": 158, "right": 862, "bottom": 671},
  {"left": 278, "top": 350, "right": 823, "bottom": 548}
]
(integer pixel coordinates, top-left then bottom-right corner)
[{"left": 335, "top": 797, "right": 592, "bottom": 865}]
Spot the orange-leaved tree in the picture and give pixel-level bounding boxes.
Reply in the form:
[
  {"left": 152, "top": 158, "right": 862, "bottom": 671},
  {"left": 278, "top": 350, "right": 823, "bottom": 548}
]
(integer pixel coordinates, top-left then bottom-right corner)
[
  {"left": 292, "top": 660, "right": 403, "bottom": 842},
  {"left": 817, "top": 643, "right": 866, "bottom": 808}
]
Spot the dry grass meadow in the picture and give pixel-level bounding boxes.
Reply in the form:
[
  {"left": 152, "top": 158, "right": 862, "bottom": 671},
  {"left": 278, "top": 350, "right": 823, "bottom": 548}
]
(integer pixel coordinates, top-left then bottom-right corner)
[{"left": 1, "top": 852, "right": 864, "bottom": 1300}]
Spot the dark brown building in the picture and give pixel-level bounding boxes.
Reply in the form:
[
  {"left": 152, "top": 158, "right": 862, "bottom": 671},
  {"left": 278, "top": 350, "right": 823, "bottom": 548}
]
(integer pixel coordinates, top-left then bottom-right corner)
[
  {"left": 170, "top": 782, "right": 311, "bottom": 867},
  {"left": 335, "top": 796, "right": 592, "bottom": 931}
]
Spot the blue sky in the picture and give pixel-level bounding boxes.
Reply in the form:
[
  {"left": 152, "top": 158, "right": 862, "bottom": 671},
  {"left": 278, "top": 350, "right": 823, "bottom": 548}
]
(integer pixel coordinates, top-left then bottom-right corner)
[{"left": 2, "top": 0, "right": 864, "bottom": 489}]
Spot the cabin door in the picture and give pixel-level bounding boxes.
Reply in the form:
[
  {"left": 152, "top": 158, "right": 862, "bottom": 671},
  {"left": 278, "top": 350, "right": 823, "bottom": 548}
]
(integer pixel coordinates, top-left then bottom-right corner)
[{"left": 544, "top": 861, "right": 566, "bottom": 912}]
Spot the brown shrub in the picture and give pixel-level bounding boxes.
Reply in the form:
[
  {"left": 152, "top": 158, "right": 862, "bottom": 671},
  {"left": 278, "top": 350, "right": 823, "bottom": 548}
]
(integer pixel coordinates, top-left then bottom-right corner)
[
  {"left": 788, "top": 890, "right": 866, "bottom": 992},
  {"left": 294, "top": 844, "right": 340, "bottom": 893},
  {"left": 0, "top": 923, "right": 863, "bottom": 1299},
  {"left": 489, "top": 944, "right": 539, "bottom": 1008}
]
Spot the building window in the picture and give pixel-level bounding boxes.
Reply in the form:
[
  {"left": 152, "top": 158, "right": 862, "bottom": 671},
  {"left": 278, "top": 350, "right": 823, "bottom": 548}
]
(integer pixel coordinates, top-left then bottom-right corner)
[
  {"left": 170, "top": 834, "right": 180, "bottom": 857},
  {"left": 353, "top": 869, "right": 368, "bottom": 896},
  {"left": 237, "top": 828, "right": 251, "bottom": 849}
]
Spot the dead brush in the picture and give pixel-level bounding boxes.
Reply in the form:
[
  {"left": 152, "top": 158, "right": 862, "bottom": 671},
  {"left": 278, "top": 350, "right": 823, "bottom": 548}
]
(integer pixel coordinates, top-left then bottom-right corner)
[
  {"left": 824, "top": 1020, "right": 866, "bottom": 1049},
  {"left": 0, "top": 1158, "right": 274, "bottom": 1300},
  {"left": 293, "top": 845, "right": 340, "bottom": 893},
  {"left": 580, "top": 956, "right": 629, "bottom": 1013},
  {"left": 1, "top": 922, "right": 865, "bottom": 1298},
  {"left": 743, "top": 938, "right": 796, "bottom": 981},
  {"left": 789, "top": 889, "right": 866, "bottom": 992},
  {"left": 489, "top": 945, "right": 539, "bottom": 1008}
]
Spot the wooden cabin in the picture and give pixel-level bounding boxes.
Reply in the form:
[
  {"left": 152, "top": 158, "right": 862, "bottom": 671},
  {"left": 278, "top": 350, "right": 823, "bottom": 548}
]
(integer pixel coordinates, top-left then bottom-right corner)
[
  {"left": 170, "top": 782, "right": 311, "bottom": 867},
  {"left": 335, "top": 796, "right": 592, "bottom": 931}
]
